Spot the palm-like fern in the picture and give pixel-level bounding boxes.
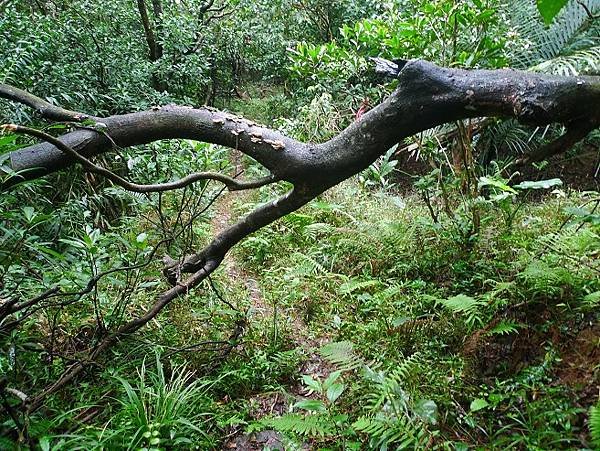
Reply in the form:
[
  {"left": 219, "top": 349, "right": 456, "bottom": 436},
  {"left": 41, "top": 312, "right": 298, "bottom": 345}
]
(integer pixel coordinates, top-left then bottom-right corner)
[
  {"left": 262, "top": 413, "right": 334, "bottom": 437},
  {"left": 509, "top": 0, "right": 600, "bottom": 73},
  {"left": 439, "top": 294, "right": 486, "bottom": 329},
  {"left": 477, "top": 0, "right": 600, "bottom": 161},
  {"left": 531, "top": 45, "right": 600, "bottom": 75},
  {"left": 352, "top": 414, "right": 429, "bottom": 450},
  {"left": 263, "top": 344, "right": 436, "bottom": 448}
]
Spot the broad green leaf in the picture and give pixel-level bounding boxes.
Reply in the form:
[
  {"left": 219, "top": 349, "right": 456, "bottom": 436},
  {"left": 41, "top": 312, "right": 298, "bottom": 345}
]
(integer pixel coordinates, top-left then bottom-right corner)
[
  {"left": 301, "top": 374, "right": 321, "bottom": 393},
  {"left": 323, "top": 370, "right": 342, "bottom": 389},
  {"left": 22, "top": 206, "right": 36, "bottom": 223},
  {"left": 39, "top": 437, "right": 51, "bottom": 451},
  {"left": 293, "top": 399, "right": 327, "bottom": 412},
  {"left": 326, "top": 383, "right": 345, "bottom": 403},
  {"left": 414, "top": 399, "right": 438, "bottom": 424},
  {"left": 470, "top": 398, "right": 489, "bottom": 412},
  {"left": 536, "top": 0, "right": 568, "bottom": 24},
  {"left": 392, "top": 316, "right": 411, "bottom": 327},
  {"left": 478, "top": 176, "right": 517, "bottom": 194},
  {"left": 563, "top": 207, "right": 600, "bottom": 225},
  {"left": 513, "top": 178, "right": 562, "bottom": 190},
  {"left": 583, "top": 291, "right": 600, "bottom": 306}
]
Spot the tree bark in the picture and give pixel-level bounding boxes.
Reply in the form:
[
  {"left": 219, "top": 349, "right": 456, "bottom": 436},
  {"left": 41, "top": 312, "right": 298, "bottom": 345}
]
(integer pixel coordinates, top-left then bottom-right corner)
[{"left": 136, "top": 0, "right": 166, "bottom": 91}]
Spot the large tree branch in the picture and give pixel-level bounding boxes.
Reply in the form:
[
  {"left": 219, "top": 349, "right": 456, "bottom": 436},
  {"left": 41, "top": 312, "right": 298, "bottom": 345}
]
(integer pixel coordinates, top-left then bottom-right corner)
[
  {"left": 1, "top": 106, "right": 305, "bottom": 188},
  {"left": 3, "top": 124, "right": 277, "bottom": 193},
  {"left": 2, "top": 59, "right": 598, "bottom": 192},
  {"left": 23, "top": 184, "right": 316, "bottom": 412}
]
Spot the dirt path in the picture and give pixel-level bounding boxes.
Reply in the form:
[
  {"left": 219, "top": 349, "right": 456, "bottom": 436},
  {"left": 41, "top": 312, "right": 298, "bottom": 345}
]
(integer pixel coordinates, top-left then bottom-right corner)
[
  {"left": 216, "top": 151, "right": 332, "bottom": 450},
  {"left": 210, "top": 150, "right": 268, "bottom": 318}
]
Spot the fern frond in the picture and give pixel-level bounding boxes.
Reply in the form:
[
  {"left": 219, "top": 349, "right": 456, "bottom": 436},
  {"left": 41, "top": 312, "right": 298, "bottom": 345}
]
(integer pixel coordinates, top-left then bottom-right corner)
[
  {"left": 439, "top": 294, "right": 483, "bottom": 314},
  {"left": 264, "top": 413, "right": 333, "bottom": 437},
  {"left": 531, "top": 45, "right": 600, "bottom": 75},
  {"left": 509, "top": 0, "right": 600, "bottom": 67},
  {"left": 590, "top": 403, "right": 600, "bottom": 447},
  {"left": 353, "top": 415, "right": 427, "bottom": 450},
  {"left": 392, "top": 352, "right": 422, "bottom": 381},
  {"left": 353, "top": 416, "right": 390, "bottom": 436},
  {"left": 339, "top": 278, "right": 383, "bottom": 295},
  {"left": 488, "top": 320, "right": 520, "bottom": 335},
  {"left": 477, "top": 119, "right": 532, "bottom": 162},
  {"left": 291, "top": 252, "right": 327, "bottom": 275},
  {"left": 320, "top": 341, "right": 364, "bottom": 371},
  {"left": 362, "top": 353, "right": 421, "bottom": 412},
  {"left": 303, "top": 222, "right": 335, "bottom": 240},
  {"left": 439, "top": 294, "right": 485, "bottom": 328}
]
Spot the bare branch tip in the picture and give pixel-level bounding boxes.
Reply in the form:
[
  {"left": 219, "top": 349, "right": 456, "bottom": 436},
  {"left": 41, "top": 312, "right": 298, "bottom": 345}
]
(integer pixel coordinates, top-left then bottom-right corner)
[{"left": 0, "top": 123, "right": 18, "bottom": 133}]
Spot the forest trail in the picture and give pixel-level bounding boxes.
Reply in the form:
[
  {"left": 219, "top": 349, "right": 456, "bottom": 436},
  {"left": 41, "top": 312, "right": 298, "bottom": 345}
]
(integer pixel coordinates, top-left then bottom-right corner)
[
  {"left": 216, "top": 150, "right": 332, "bottom": 450},
  {"left": 210, "top": 150, "right": 268, "bottom": 319}
]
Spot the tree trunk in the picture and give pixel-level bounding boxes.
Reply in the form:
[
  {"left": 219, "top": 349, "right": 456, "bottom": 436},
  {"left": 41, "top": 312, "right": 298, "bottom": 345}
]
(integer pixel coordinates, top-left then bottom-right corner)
[{"left": 136, "top": 0, "right": 166, "bottom": 91}]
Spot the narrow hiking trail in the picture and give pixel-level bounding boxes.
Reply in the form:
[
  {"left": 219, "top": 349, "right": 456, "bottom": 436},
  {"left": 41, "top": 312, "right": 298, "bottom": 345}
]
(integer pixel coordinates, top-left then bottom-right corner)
[
  {"left": 210, "top": 150, "right": 268, "bottom": 319},
  {"left": 216, "top": 150, "right": 334, "bottom": 450}
]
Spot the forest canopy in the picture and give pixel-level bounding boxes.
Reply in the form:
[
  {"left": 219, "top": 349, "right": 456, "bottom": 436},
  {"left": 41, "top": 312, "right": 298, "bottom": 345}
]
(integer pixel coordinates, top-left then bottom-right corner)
[{"left": 1, "top": 0, "right": 599, "bottom": 449}]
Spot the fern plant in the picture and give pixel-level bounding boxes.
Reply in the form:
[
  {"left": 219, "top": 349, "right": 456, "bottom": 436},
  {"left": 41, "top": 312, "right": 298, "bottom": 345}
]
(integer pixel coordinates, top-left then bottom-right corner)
[
  {"left": 438, "top": 294, "right": 487, "bottom": 329},
  {"left": 320, "top": 340, "right": 365, "bottom": 371},
  {"left": 352, "top": 354, "right": 437, "bottom": 450},
  {"left": 488, "top": 320, "right": 521, "bottom": 336},
  {"left": 509, "top": 0, "right": 600, "bottom": 72},
  {"left": 590, "top": 401, "right": 600, "bottom": 448},
  {"left": 321, "top": 345, "right": 437, "bottom": 450},
  {"left": 258, "top": 370, "right": 349, "bottom": 441},
  {"left": 260, "top": 345, "right": 438, "bottom": 449},
  {"left": 263, "top": 413, "right": 337, "bottom": 438}
]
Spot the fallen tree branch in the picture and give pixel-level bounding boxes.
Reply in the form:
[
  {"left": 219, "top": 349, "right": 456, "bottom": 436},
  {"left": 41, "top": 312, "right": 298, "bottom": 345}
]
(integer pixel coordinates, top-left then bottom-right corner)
[
  {"left": 2, "top": 59, "right": 598, "bottom": 191},
  {"left": 2, "top": 58, "right": 599, "bottom": 412}
]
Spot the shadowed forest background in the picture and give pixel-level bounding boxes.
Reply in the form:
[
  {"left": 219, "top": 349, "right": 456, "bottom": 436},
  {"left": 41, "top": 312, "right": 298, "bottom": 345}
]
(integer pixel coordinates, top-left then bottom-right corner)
[{"left": 1, "top": 0, "right": 600, "bottom": 449}]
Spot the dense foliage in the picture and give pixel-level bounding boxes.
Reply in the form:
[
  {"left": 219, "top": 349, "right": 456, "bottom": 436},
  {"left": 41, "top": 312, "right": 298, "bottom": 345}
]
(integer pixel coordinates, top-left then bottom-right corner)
[{"left": 1, "top": 0, "right": 599, "bottom": 449}]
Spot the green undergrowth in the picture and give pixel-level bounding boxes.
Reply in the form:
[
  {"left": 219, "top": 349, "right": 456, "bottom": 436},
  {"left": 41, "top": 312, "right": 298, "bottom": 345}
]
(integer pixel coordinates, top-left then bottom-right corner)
[
  {"left": 229, "top": 180, "right": 599, "bottom": 449},
  {"left": 2, "top": 157, "right": 599, "bottom": 449}
]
